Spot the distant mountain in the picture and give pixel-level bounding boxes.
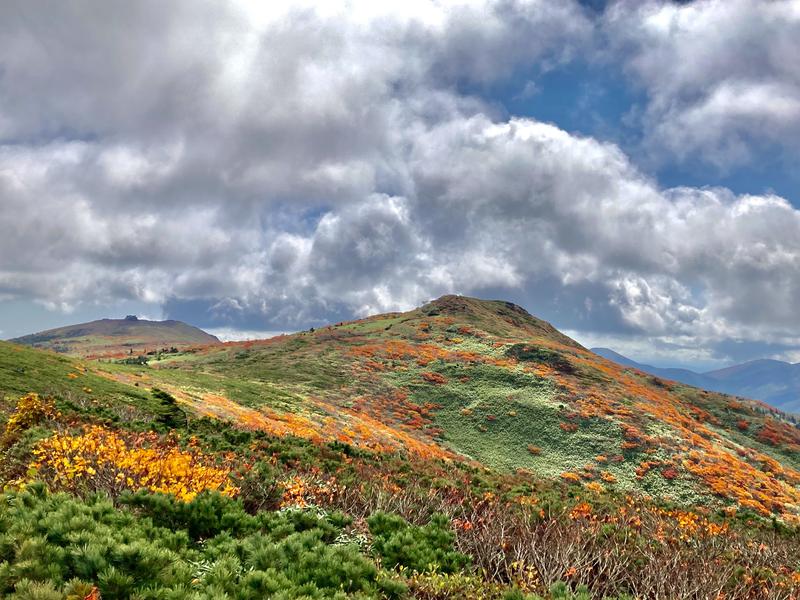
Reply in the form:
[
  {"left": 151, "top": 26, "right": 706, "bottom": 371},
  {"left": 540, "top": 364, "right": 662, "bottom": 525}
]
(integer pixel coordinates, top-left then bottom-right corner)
[
  {"left": 592, "top": 348, "right": 800, "bottom": 413},
  {"left": 591, "top": 348, "right": 713, "bottom": 389},
  {"left": 10, "top": 316, "right": 221, "bottom": 358},
  {"left": 705, "top": 359, "right": 800, "bottom": 412}
]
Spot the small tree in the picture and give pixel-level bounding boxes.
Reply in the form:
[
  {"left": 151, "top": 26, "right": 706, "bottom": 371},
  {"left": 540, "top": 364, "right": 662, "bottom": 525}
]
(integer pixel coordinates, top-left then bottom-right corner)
[{"left": 152, "top": 388, "right": 186, "bottom": 429}]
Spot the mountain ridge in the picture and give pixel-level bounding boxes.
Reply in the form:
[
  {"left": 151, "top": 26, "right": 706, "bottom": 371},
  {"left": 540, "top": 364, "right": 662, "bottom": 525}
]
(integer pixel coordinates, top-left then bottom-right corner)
[
  {"left": 10, "top": 316, "right": 221, "bottom": 359},
  {"left": 592, "top": 347, "right": 800, "bottom": 413},
  {"left": 87, "top": 293, "right": 800, "bottom": 519}
]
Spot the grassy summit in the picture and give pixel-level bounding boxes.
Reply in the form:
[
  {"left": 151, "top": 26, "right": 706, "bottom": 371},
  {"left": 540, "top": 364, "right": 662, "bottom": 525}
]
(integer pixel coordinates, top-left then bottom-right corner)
[
  {"left": 1, "top": 295, "right": 799, "bottom": 598},
  {"left": 86, "top": 294, "right": 799, "bottom": 518}
]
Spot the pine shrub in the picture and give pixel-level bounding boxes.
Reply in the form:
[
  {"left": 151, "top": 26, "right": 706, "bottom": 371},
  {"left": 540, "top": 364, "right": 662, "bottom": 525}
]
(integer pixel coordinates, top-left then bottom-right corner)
[
  {"left": 0, "top": 486, "right": 406, "bottom": 599},
  {"left": 367, "top": 512, "right": 469, "bottom": 574}
]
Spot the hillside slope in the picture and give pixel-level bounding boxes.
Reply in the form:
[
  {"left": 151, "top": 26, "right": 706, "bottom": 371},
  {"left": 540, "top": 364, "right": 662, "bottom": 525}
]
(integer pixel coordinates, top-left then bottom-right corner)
[
  {"left": 80, "top": 294, "right": 800, "bottom": 520},
  {"left": 10, "top": 316, "right": 221, "bottom": 358},
  {"left": 2, "top": 295, "right": 800, "bottom": 597}
]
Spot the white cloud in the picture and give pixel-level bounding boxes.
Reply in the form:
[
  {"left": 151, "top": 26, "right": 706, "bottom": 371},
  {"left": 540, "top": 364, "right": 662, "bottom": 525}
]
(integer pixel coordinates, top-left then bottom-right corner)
[
  {"left": 1, "top": 0, "right": 800, "bottom": 363},
  {"left": 205, "top": 328, "right": 293, "bottom": 342},
  {"left": 606, "top": 0, "right": 800, "bottom": 167},
  {"left": 565, "top": 329, "right": 728, "bottom": 371},
  {"left": 776, "top": 350, "right": 800, "bottom": 365}
]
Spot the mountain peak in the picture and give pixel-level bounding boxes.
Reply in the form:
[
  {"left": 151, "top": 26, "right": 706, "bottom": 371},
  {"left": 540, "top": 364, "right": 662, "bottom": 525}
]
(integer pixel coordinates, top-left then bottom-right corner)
[
  {"left": 11, "top": 317, "right": 220, "bottom": 358},
  {"left": 419, "top": 295, "right": 582, "bottom": 348},
  {"left": 422, "top": 294, "right": 531, "bottom": 317},
  {"left": 421, "top": 295, "right": 517, "bottom": 317}
]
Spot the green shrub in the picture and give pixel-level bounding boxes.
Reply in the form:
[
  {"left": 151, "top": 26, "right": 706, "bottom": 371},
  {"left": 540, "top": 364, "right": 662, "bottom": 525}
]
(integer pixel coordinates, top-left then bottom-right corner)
[
  {"left": 151, "top": 389, "right": 186, "bottom": 430},
  {"left": 368, "top": 512, "right": 469, "bottom": 574},
  {"left": 0, "top": 487, "right": 405, "bottom": 599},
  {"left": 406, "top": 571, "right": 527, "bottom": 599},
  {"left": 504, "top": 345, "right": 574, "bottom": 373},
  {"left": 119, "top": 490, "right": 256, "bottom": 540}
]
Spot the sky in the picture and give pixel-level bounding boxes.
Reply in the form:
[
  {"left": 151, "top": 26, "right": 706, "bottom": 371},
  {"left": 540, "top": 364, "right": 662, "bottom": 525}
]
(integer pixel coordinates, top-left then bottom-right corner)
[{"left": 1, "top": 0, "right": 799, "bottom": 371}]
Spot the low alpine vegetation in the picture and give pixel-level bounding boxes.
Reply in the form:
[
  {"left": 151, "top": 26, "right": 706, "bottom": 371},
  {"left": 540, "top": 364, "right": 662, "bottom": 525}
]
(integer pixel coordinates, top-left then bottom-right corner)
[{"left": 2, "top": 296, "right": 800, "bottom": 598}]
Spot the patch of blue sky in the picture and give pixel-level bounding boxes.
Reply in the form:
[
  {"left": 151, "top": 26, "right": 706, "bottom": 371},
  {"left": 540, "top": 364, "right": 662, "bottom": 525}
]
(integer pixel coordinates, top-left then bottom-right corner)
[{"left": 471, "top": 58, "right": 798, "bottom": 208}]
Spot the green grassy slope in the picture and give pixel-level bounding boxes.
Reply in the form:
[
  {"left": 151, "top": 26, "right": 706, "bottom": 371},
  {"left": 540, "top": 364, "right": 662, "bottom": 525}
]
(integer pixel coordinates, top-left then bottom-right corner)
[{"left": 74, "top": 294, "right": 800, "bottom": 520}]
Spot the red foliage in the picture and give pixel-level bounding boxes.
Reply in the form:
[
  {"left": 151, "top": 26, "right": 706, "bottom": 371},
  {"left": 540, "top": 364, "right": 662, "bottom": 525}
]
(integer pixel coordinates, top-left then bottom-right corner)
[
  {"left": 661, "top": 466, "right": 679, "bottom": 480},
  {"left": 754, "top": 419, "right": 800, "bottom": 448},
  {"left": 421, "top": 371, "right": 448, "bottom": 385}
]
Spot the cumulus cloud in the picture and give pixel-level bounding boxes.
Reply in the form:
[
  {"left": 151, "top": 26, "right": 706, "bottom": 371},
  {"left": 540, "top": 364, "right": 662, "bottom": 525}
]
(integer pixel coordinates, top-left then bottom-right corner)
[
  {"left": 1, "top": 0, "right": 800, "bottom": 363},
  {"left": 606, "top": 0, "right": 800, "bottom": 167},
  {"left": 205, "top": 328, "right": 293, "bottom": 343},
  {"left": 0, "top": 0, "right": 592, "bottom": 309}
]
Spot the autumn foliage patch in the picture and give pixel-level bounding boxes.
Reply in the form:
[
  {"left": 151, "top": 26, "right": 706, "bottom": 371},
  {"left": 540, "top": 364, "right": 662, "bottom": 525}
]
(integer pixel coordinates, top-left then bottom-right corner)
[
  {"left": 421, "top": 371, "right": 448, "bottom": 385},
  {"left": 2, "top": 392, "right": 58, "bottom": 445},
  {"left": 28, "top": 425, "right": 237, "bottom": 501}
]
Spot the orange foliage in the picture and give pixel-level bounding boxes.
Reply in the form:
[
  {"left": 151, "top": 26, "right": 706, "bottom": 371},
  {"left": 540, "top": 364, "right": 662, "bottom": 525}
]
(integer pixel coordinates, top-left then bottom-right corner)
[
  {"left": 348, "top": 339, "right": 485, "bottom": 368},
  {"left": 658, "top": 508, "right": 729, "bottom": 541},
  {"left": 567, "top": 351, "right": 800, "bottom": 519},
  {"left": 635, "top": 460, "right": 662, "bottom": 478},
  {"left": 584, "top": 481, "right": 605, "bottom": 494},
  {"left": 351, "top": 389, "right": 441, "bottom": 436},
  {"left": 421, "top": 371, "right": 448, "bottom": 385},
  {"left": 279, "top": 474, "right": 340, "bottom": 508},
  {"left": 600, "top": 471, "right": 617, "bottom": 484},
  {"left": 569, "top": 502, "right": 594, "bottom": 520},
  {"left": 194, "top": 392, "right": 325, "bottom": 442}
]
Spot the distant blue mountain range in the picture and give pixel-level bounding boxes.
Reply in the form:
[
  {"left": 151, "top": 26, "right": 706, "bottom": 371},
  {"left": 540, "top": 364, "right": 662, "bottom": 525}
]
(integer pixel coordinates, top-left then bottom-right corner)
[{"left": 592, "top": 348, "right": 800, "bottom": 414}]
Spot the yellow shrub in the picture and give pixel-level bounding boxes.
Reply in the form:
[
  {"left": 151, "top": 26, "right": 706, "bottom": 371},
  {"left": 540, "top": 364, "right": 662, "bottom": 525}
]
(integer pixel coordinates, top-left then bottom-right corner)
[
  {"left": 3, "top": 393, "right": 58, "bottom": 442},
  {"left": 30, "top": 425, "right": 237, "bottom": 501},
  {"left": 584, "top": 481, "right": 606, "bottom": 494}
]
